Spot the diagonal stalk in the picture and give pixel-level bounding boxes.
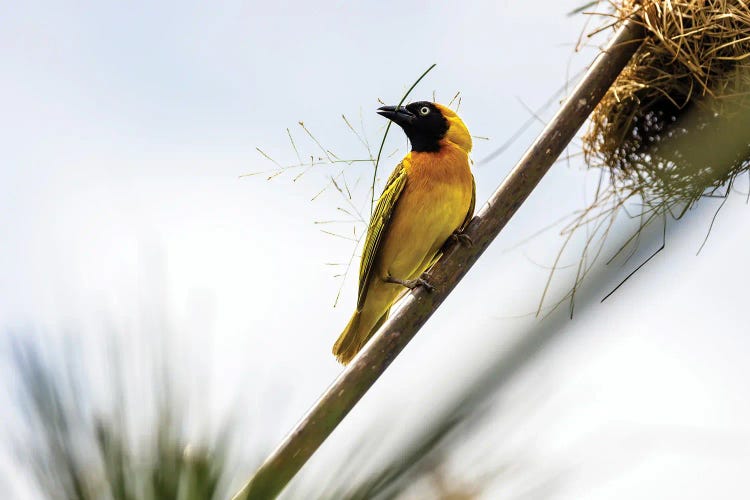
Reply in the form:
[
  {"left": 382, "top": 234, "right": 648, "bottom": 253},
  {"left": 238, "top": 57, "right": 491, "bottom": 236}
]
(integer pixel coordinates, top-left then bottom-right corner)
[{"left": 232, "top": 18, "right": 645, "bottom": 500}]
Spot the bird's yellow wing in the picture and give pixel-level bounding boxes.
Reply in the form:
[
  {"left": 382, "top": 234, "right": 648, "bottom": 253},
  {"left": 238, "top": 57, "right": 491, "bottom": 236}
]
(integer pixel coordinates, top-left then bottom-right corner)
[
  {"left": 357, "top": 163, "right": 408, "bottom": 308},
  {"left": 460, "top": 174, "right": 476, "bottom": 230}
]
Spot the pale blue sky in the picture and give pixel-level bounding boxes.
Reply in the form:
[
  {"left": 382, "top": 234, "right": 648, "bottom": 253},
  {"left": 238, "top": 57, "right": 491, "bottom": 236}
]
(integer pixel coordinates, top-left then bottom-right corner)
[{"left": 2, "top": 1, "right": 749, "bottom": 498}]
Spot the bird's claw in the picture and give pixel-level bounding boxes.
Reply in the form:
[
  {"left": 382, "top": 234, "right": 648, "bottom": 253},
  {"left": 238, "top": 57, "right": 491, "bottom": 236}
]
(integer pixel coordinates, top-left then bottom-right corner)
[
  {"left": 413, "top": 275, "right": 436, "bottom": 293},
  {"left": 384, "top": 273, "right": 436, "bottom": 293},
  {"left": 451, "top": 231, "right": 473, "bottom": 247}
]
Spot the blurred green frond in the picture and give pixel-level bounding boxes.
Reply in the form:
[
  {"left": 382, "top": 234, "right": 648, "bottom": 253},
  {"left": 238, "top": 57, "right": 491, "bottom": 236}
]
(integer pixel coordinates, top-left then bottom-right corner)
[{"left": 10, "top": 337, "right": 233, "bottom": 500}]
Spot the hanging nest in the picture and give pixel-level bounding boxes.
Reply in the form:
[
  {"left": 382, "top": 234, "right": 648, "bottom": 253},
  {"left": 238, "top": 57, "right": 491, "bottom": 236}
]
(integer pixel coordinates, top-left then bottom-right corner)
[
  {"left": 584, "top": 0, "right": 750, "bottom": 215},
  {"left": 547, "top": 0, "right": 750, "bottom": 315}
]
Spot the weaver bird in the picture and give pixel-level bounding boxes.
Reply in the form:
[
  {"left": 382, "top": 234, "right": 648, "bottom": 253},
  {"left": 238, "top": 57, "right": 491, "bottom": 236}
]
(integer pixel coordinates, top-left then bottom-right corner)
[{"left": 332, "top": 101, "right": 475, "bottom": 364}]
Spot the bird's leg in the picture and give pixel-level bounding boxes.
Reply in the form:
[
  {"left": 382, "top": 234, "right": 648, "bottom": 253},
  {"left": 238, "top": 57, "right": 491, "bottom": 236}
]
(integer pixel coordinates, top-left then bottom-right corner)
[
  {"left": 450, "top": 229, "right": 473, "bottom": 247},
  {"left": 384, "top": 273, "right": 436, "bottom": 293}
]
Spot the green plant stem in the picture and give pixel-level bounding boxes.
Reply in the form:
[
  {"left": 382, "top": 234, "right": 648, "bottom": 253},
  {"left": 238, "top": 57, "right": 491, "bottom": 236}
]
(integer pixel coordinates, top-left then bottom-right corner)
[{"left": 370, "top": 63, "right": 437, "bottom": 216}]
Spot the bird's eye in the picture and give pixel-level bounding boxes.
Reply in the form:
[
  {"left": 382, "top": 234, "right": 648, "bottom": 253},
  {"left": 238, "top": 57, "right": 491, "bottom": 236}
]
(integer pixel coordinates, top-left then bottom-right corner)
[{"left": 419, "top": 106, "right": 430, "bottom": 116}]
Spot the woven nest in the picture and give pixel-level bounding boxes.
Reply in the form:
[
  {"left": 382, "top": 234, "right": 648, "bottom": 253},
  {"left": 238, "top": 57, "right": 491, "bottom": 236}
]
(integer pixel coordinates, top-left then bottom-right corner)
[
  {"left": 545, "top": 0, "right": 750, "bottom": 315},
  {"left": 584, "top": 0, "right": 750, "bottom": 215}
]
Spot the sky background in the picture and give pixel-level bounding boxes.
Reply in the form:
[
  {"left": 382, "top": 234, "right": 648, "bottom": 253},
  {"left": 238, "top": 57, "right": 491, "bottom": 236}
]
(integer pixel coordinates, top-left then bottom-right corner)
[{"left": 2, "top": 1, "right": 750, "bottom": 498}]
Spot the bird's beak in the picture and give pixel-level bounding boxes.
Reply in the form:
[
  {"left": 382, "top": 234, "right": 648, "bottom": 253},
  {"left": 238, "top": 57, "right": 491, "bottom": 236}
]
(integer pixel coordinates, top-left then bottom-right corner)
[{"left": 377, "top": 105, "right": 416, "bottom": 127}]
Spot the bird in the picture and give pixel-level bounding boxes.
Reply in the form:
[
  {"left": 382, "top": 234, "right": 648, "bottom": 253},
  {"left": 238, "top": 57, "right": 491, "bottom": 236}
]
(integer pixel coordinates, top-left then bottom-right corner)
[{"left": 332, "top": 101, "right": 475, "bottom": 365}]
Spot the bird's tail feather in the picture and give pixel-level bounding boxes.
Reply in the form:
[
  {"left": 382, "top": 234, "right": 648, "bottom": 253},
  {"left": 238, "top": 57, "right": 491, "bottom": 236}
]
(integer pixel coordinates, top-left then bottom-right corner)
[{"left": 332, "top": 310, "right": 388, "bottom": 365}]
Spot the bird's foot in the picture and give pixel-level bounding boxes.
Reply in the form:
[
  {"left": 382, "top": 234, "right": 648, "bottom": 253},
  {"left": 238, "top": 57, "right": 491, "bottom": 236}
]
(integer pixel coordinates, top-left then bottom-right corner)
[
  {"left": 450, "top": 230, "right": 473, "bottom": 247},
  {"left": 384, "top": 273, "right": 436, "bottom": 293}
]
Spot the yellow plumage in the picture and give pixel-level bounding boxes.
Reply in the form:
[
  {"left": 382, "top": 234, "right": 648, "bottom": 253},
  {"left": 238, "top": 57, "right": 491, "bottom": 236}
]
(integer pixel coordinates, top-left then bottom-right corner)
[{"left": 333, "top": 102, "right": 475, "bottom": 364}]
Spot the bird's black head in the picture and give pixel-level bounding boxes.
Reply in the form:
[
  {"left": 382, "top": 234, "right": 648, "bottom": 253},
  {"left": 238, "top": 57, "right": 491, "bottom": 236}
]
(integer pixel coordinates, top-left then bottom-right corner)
[{"left": 376, "top": 101, "right": 449, "bottom": 152}]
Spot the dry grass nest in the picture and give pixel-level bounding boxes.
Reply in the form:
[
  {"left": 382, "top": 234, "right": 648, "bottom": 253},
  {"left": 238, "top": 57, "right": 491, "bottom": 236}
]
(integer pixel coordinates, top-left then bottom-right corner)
[
  {"left": 544, "top": 0, "right": 750, "bottom": 315},
  {"left": 584, "top": 0, "right": 750, "bottom": 216}
]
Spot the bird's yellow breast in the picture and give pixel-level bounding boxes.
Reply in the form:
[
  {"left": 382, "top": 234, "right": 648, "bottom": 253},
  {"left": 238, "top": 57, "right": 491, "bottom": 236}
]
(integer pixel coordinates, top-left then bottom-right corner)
[{"left": 375, "top": 141, "right": 473, "bottom": 281}]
